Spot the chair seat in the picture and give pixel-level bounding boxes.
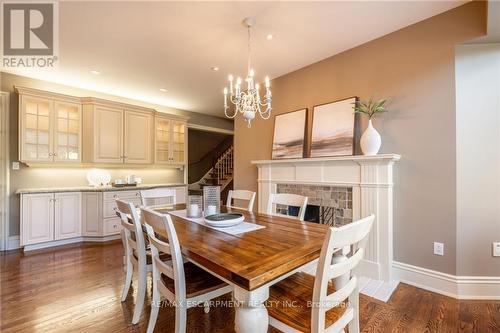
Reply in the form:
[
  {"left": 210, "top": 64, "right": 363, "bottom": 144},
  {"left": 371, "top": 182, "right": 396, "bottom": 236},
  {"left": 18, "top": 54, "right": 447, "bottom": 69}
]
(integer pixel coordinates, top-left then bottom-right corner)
[
  {"left": 267, "top": 272, "right": 347, "bottom": 333},
  {"left": 133, "top": 249, "right": 170, "bottom": 265},
  {"left": 161, "top": 262, "right": 228, "bottom": 298}
]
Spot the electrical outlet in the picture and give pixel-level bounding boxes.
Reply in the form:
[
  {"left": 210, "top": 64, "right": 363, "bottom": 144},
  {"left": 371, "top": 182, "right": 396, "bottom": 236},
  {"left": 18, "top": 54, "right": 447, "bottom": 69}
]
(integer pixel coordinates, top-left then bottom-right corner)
[
  {"left": 434, "top": 242, "right": 444, "bottom": 256},
  {"left": 12, "top": 162, "right": 19, "bottom": 170},
  {"left": 493, "top": 242, "right": 500, "bottom": 257}
]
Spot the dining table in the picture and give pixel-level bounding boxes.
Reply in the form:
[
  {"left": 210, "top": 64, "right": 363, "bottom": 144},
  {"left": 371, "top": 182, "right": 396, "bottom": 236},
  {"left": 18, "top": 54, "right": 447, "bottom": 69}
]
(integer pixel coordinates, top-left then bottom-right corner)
[{"left": 147, "top": 204, "right": 329, "bottom": 333}]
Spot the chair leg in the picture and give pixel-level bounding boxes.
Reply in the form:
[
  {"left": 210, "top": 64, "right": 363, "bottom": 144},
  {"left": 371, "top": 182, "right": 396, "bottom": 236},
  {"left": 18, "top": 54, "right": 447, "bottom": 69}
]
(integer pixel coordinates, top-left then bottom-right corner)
[
  {"left": 146, "top": 286, "right": 161, "bottom": 333},
  {"left": 348, "top": 286, "right": 360, "bottom": 333},
  {"left": 121, "top": 260, "right": 133, "bottom": 302},
  {"left": 132, "top": 266, "right": 147, "bottom": 324},
  {"left": 175, "top": 304, "right": 187, "bottom": 333}
]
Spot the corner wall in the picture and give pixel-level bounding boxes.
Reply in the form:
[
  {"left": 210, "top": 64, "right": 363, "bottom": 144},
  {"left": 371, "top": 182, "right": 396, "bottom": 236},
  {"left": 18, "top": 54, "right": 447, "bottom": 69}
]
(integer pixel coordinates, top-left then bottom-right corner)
[
  {"left": 456, "top": 43, "right": 500, "bottom": 277},
  {"left": 234, "top": 1, "right": 487, "bottom": 275}
]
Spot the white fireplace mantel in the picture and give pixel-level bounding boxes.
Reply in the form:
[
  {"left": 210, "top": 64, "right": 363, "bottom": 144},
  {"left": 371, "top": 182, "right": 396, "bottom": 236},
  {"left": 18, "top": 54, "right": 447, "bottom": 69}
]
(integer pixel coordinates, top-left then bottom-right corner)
[{"left": 252, "top": 154, "right": 401, "bottom": 283}]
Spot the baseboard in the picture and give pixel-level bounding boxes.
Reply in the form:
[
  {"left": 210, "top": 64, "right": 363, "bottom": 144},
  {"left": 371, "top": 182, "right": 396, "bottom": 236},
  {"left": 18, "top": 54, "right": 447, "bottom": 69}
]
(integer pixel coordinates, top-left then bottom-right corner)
[
  {"left": 8, "top": 236, "right": 20, "bottom": 250},
  {"left": 22, "top": 235, "right": 121, "bottom": 252},
  {"left": 392, "top": 261, "right": 500, "bottom": 300}
]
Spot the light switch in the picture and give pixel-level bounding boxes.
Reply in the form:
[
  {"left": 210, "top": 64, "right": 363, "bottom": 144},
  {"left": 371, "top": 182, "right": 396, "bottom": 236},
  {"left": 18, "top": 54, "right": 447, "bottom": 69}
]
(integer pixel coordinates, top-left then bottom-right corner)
[{"left": 12, "top": 162, "right": 20, "bottom": 170}]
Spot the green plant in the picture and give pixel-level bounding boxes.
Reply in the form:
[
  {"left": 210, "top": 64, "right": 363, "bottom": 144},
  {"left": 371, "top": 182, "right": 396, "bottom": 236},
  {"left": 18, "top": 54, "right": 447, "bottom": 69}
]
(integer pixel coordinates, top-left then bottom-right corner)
[{"left": 354, "top": 97, "right": 388, "bottom": 119}]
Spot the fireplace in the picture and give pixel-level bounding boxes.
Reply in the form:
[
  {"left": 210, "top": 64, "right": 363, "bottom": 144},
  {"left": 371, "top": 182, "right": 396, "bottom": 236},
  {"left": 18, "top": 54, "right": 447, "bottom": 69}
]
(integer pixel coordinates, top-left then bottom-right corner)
[
  {"left": 276, "top": 184, "right": 352, "bottom": 226},
  {"left": 252, "top": 154, "right": 400, "bottom": 282}
]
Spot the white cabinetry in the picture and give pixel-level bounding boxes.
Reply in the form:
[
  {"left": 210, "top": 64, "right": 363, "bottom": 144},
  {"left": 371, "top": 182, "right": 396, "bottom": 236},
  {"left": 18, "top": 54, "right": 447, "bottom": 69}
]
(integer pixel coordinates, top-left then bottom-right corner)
[
  {"left": 18, "top": 88, "right": 82, "bottom": 165},
  {"left": 82, "top": 99, "right": 154, "bottom": 165},
  {"left": 54, "top": 192, "right": 82, "bottom": 240},
  {"left": 155, "top": 116, "right": 187, "bottom": 165},
  {"left": 21, "top": 192, "right": 82, "bottom": 246},
  {"left": 21, "top": 193, "right": 54, "bottom": 245}
]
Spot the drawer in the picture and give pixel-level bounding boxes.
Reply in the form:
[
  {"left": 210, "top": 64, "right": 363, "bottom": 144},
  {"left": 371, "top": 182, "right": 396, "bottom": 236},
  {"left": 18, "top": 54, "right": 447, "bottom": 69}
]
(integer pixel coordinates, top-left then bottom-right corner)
[
  {"left": 103, "top": 217, "right": 122, "bottom": 236},
  {"left": 103, "top": 198, "right": 141, "bottom": 218},
  {"left": 103, "top": 190, "right": 141, "bottom": 201}
]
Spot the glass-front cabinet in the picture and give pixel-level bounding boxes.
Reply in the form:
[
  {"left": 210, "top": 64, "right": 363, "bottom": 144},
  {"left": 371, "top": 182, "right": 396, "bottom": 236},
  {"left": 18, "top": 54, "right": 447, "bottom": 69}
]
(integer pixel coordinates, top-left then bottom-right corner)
[
  {"left": 54, "top": 102, "right": 81, "bottom": 162},
  {"left": 155, "top": 116, "right": 187, "bottom": 165},
  {"left": 19, "top": 90, "right": 82, "bottom": 164}
]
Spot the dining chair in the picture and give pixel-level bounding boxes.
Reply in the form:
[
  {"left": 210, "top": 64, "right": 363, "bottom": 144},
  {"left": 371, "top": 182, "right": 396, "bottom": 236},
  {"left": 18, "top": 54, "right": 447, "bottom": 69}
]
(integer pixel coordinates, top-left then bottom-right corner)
[
  {"left": 116, "top": 199, "right": 169, "bottom": 324},
  {"left": 266, "top": 215, "right": 375, "bottom": 333},
  {"left": 226, "top": 189, "right": 256, "bottom": 211},
  {"left": 142, "top": 208, "right": 233, "bottom": 333},
  {"left": 267, "top": 193, "right": 308, "bottom": 221},
  {"left": 140, "top": 188, "right": 176, "bottom": 207}
]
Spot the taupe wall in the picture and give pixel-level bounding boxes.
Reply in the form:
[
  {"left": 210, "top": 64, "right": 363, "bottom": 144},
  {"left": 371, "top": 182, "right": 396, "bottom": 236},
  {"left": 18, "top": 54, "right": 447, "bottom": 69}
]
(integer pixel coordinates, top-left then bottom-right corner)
[
  {"left": 234, "top": 1, "right": 487, "bottom": 275},
  {"left": 456, "top": 43, "right": 500, "bottom": 276},
  {"left": 1, "top": 72, "right": 233, "bottom": 237}
]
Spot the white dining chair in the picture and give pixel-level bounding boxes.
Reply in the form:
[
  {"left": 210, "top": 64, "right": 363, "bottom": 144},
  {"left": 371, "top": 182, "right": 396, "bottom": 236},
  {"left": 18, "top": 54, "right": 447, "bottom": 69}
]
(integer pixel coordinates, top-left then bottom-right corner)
[
  {"left": 142, "top": 208, "right": 233, "bottom": 333},
  {"left": 267, "top": 193, "right": 308, "bottom": 221},
  {"left": 140, "top": 188, "right": 176, "bottom": 207},
  {"left": 226, "top": 189, "right": 256, "bottom": 211},
  {"left": 116, "top": 199, "right": 170, "bottom": 324},
  {"left": 266, "top": 215, "right": 374, "bottom": 333}
]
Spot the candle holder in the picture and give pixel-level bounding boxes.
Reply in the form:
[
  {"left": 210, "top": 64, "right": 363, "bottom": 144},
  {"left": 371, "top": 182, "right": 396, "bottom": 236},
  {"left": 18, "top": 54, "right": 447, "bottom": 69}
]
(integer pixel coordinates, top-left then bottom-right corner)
[
  {"left": 203, "top": 186, "right": 221, "bottom": 216},
  {"left": 187, "top": 195, "right": 203, "bottom": 218}
]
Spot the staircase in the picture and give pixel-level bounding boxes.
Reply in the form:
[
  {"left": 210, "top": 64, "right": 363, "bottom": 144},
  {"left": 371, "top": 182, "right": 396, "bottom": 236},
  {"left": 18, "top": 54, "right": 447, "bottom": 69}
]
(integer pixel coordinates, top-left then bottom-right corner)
[{"left": 189, "top": 146, "right": 234, "bottom": 194}]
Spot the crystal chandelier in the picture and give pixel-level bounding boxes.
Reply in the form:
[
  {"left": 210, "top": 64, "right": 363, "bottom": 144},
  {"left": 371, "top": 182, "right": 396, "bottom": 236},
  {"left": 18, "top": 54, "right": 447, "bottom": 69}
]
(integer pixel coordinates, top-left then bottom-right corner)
[{"left": 223, "top": 17, "right": 272, "bottom": 128}]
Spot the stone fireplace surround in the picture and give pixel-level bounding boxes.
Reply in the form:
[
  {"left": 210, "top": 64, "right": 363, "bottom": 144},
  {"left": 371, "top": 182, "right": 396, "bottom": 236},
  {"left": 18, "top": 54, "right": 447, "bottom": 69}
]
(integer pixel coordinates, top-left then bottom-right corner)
[
  {"left": 252, "top": 154, "right": 400, "bottom": 283},
  {"left": 276, "top": 183, "right": 353, "bottom": 226}
]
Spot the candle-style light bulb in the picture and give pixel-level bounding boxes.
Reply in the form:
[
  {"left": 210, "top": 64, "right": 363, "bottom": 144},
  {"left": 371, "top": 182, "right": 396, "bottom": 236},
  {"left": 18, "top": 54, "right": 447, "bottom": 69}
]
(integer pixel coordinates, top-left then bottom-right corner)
[
  {"left": 265, "top": 76, "right": 270, "bottom": 88},
  {"left": 228, "top": 75, "right": 233, "bottom": 94},
  {"left": 249, "top": 69, "right": 255, "bottom": 77}
]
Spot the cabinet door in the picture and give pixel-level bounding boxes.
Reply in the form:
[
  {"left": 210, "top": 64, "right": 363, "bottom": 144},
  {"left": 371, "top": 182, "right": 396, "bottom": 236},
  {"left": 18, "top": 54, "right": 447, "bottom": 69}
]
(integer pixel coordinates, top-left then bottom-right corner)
[
  {"left": 170, "top": 121, "right": 186, "bottom": 164},
  {"left": 82, "top": 192, "right": 102, "bottom": 236},
  {"left": 124, "top": 110, "right": 152, "bottom": 164},
  {"left": 155, "top": 117, "right": 171, "bottom": 164},
  {"left": 94, "top": 107, "right": 123, "bottom": 163},
  {"left": 54, "top": 101, "right": 82, "bottom": 162},
  {"left": 20, "top": 96, "right": 54, "bottom": 162},
  {"left": 21, "top": 193, "right": 54, "bottom": 245},
  {"left": 54, "top": 192, "right": 82, "bottom": 240}
]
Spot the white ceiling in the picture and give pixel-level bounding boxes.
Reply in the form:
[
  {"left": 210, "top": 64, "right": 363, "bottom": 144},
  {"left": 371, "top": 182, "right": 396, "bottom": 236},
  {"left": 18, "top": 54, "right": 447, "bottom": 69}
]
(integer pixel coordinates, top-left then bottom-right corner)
[{"left": 4, "top": 1, "right": 466, "bottom": 116}]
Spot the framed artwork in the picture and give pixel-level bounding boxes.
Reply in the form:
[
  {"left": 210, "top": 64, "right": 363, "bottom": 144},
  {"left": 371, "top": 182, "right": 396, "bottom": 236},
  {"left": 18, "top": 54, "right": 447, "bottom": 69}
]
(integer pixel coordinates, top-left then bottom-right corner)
[
  {"left": 272, "top": 108, "right": 307, "bottom": 159},
  {"left": 310, "top": 97, "right": 357, "bottom": 157}
]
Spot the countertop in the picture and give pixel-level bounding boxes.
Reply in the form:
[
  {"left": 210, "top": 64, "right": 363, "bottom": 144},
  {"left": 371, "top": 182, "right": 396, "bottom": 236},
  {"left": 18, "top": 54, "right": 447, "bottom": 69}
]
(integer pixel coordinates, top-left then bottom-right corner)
[{"left": 15, "top": 183, "right": 187, "bottom": 194}]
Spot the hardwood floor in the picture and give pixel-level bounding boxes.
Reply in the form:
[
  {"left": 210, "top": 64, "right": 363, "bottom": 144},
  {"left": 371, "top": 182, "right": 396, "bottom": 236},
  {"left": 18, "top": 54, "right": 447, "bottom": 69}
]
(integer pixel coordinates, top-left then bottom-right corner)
[{"left": 1, "top": 241, "right": 498, "bottom": 333}]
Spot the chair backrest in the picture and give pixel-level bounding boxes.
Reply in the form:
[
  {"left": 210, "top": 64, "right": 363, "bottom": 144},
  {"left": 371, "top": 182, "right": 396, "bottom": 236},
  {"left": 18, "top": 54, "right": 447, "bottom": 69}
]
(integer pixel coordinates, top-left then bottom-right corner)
[
  {"left": 115, "top": 199, "right": 147, "bottom": 264},
  {"left": 140, "top": 188, "right": 176, "bottom": 207},
  {"left": 267, "top": 193, "right": 308, "bottom": 221},
  {"left": 311, "top": 215, "right": 375, "bottom": 333},
  {"left": 141, "top": 208, "right": 186, "bottom": 302},
  {"left": 226, "top": 190, "right": 256, "bottom": 211}
]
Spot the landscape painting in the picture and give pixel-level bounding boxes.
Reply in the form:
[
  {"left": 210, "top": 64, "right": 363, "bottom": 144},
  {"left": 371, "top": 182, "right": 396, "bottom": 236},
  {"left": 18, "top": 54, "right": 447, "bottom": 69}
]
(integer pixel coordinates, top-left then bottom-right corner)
[
  {"left": 272, "top": 109, "right": 307, "bottom": 159},
  {"left": 310, "top": 97, "right": 356, "bottom": 157}
]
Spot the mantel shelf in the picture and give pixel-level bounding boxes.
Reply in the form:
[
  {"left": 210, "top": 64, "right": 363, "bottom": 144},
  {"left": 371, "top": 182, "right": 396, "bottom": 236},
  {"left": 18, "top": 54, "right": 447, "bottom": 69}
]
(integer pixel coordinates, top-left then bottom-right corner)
[{"left": 251, "top": 154, "right": 401, "bottom": 165}]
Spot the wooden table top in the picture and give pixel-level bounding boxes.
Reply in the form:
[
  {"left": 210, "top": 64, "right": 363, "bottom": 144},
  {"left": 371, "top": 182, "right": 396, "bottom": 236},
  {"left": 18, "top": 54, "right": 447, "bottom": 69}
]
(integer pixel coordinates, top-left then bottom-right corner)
[{"left": 152, "top": 205, "right": 328, "bottom": 291}]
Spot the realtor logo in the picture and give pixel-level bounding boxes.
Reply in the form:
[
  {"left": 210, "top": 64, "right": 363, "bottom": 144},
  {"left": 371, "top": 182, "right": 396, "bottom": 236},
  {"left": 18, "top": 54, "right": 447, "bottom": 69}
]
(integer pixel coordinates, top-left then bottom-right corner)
[{"left": 1, "top": 1, "right": 58, "bottom": 68}]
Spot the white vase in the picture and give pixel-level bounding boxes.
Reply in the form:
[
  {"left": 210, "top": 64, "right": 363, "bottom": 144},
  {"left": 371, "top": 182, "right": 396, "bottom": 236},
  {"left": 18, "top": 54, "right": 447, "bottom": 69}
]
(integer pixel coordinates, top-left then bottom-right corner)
[{"left": 360, "top": 119, "right": 381, "bottom": 155}]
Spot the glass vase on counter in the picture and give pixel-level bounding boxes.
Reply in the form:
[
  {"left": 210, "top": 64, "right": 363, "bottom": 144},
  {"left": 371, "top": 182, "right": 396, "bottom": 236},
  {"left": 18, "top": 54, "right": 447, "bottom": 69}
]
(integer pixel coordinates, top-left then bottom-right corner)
[
  {"left": 187, "top": 195, "right": 203, "bottom": 218},
  {"left": 203, "top": 186, "right": 221, "bottom": 216}
]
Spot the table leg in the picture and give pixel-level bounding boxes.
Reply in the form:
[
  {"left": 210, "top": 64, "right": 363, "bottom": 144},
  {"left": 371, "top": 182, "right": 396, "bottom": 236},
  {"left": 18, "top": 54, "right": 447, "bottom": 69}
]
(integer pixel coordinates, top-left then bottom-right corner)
[{"left": 234, "top": 286, "right": 269, "bottom": 333}]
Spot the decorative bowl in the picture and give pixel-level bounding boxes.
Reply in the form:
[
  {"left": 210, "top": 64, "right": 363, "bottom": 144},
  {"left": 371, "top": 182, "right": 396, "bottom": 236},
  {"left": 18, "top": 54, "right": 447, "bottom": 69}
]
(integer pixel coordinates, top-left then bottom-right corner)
[{"left": 204, "top": 213, "right": 244, "bottom": 228}]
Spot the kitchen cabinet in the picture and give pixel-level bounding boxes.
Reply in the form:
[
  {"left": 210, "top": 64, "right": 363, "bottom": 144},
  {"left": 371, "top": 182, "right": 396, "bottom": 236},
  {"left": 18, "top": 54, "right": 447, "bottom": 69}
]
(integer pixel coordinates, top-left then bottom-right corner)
[
  {"left": 18, "top": 88, "right": 82, "bottom": 164},
  {"left": 155, "top": 116, "right": 187, "bottom": 165},
  {"left": 83, "top": 100, "right": 154, "bottom": 165},
  {"left": 93, "top": 106, "right": 123, "bottom": 163},
  {"left": 20, "top": 186, "right": 187, "bottom": 250},
  {"left": 54, "top": 192, "right": 82, "bottom": 240},
  {"left": 124, "top": 110, "right": 153, "bottom": 164},
  {"left": 21, "top": 193, "right": 53, "bottom": 245},
  {"left": 21, "top": 192, "right": 82, "bottom": 246}
]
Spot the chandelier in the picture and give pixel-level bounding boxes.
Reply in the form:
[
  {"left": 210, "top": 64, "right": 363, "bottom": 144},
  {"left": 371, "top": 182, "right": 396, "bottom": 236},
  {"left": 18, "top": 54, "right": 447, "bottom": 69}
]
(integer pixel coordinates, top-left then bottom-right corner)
[{"left": 223, "top": 17, "right": 272, "bottom": 128}]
